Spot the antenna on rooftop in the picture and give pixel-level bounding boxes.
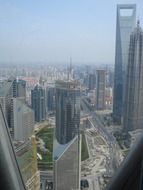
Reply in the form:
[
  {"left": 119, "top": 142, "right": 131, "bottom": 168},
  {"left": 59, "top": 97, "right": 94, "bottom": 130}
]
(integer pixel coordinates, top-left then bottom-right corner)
[{"left": 67, "top": 57, "right": 73, "bottom": 80}]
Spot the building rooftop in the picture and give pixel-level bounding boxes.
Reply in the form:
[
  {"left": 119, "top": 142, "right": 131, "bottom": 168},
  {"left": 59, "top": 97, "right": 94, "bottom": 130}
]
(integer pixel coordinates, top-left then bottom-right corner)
[
  {"left": 55, "top": 80, "right": 80, "bottom": 90},
  {"left": 0, "top": 80, "right": 13, "bottom": 97}
]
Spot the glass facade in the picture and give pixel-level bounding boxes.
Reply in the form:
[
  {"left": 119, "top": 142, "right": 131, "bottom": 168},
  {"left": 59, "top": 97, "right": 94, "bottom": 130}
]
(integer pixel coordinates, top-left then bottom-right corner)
[
  {"left": 31, "top": 85, "right": 46, "bottom": 122},
  {"left": 54, "top": 80, "right": 81, "bottom": 190},
  {"left": 55, "top": 80, "right": 80, "bottom": 144},
  {"left": 46, "top": 87, "right": 55, "bottom": 112},
  {"left": 123, "top": 23, "right": 143, "bottom": 132},
  {"left": 113, "top": 4, "right": 136, "bottom": 124},
  {"left": 54, "top": 137, "right": 80, "bottom": 190}
]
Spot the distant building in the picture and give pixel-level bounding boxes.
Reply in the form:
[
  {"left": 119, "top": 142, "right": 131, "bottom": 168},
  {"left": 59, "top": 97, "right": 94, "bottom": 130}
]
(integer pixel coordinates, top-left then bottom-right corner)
[
  {"left": 10, "top": 98, "right": 34, "bottom": 141},
  {"left": 0, "top": 77, "right": 14, "bottom": 128},
  {"left": 106, "top": 70, "right": 114, "bottom": 88},
  {"left": 105, "top": 87, "right": 113, "bottom": 110},
  {"left": 13, "top": 78, "right": 26, "bottom": 102},
  {"left": 0, "top": 77, "right": 26, "bottom": 127},
  {"left": 123, "top": 22, "right": 143, "bottom": 132},
  {"left": 113, "top": 4, "right": 136, "bottom": 124},
  {"left": 31, "top": 85, "right": 46, "bottom": 122},
  {"left": 88, "top": 73, "right": 96, "bottom": 90},
  {"left": 46, "top": 86, "right": 55, "bottom": 112},
  {"left": 96, "top": 70, "right": 106, "bottom": 110},
  {"left": 53, "top": 80, "right": 81, "bottom": 190}
]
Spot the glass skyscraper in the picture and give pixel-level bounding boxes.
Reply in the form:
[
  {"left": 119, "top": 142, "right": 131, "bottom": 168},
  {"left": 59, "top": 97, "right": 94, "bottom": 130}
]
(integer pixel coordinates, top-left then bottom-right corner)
[
  {"left": 31, "top": 85, "right": 46, "bottom": 122},
  {"left": 53, "top": 80, "right": 81, "bottom": 190},
  {"left": 123, "top": 22, "right": 143, "bottom": 132},
  {"left": 113, "top": 4, "right": 136, "bottom": 124}
]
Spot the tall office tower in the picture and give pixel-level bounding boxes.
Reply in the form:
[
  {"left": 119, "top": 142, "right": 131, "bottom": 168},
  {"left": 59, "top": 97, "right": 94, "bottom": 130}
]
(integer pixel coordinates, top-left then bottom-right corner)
[
  {"left": 0, "top": 77, "right": 15, "bottom": 128},
  {"left": 13, "top": 78, "right": 26, "bottom": 102},
  {"left": 96, "top": 70, "right": 106, "bottom": 110},
  {"left": 88, "top": 73, "right": 96, "bottom": 90},
  {"left": 31, "top": 85, "right": 46, "bottom": 122},
  {"left": 10, "top": 98, "right": 34, "bottom": 141},
  {"left": 53, "top": 80, "right": 81, "bottom": 190},
  {"left": 46, "top": 86, "right": 55, "bottom": 112},
  {"left": 113, "top": 4, "right": 136, "bottom": 124},
  {"left": 0, "top": 77, "right": 26, "bottom": 128},
  {"left": 123, "top": 22, "right": 143, "bottom": 132}
]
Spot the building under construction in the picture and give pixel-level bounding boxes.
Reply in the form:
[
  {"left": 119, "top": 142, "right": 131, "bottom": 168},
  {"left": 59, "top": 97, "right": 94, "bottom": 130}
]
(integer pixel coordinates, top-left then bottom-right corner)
[{"left": 14, "top": 136, "right": 40, "bottom": 190}]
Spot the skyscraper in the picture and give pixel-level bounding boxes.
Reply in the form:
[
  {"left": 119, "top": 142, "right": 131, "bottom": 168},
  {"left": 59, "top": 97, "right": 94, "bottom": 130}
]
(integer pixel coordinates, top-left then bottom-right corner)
[
  {"left": 31, "top": 85, "right": 46, "bottom": 122},
  {"left": 0, "top": 77, "right": 14, "bottom": 128},
  {"left": 0, "top": 77, "right": 27, "bottom": 129},
  {"left": 88, "top": 73, "right": 96, "bottom": 90},
  {"left": 96, "top": 70, "right": 106, "bottom": 110},
  {"left": 10, "top": 98, "right": 34, "bottom": 141},
  {"left": 113, "top": 4, "right": 136, "bottom": 124},
  {"left": 53, "top": 80, "right": 80, "bottom": 190},
  {"left": 13, "top": 78, "right": 26, "bottom": 102},
  {"left": 123, "top": 22, "right": 143, "bottom": 132},
  {"left": 46, "top": 86, "right": 55, "bottom": 113}
]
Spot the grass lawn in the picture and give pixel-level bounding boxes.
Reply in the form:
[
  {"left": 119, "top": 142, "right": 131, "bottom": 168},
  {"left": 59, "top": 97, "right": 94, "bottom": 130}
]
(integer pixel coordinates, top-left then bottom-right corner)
[
  {"left": 36, "top": 126, "right": 54, "bottom": 170},
  {"left": 36, "top": 125, "right": 89, "bottom": 169}
]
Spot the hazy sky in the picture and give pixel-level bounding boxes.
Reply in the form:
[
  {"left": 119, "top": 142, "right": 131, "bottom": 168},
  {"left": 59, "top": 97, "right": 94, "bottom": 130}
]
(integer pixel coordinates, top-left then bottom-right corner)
[{"left": 0, "top": 0, "right": 143, "bottom": 65}]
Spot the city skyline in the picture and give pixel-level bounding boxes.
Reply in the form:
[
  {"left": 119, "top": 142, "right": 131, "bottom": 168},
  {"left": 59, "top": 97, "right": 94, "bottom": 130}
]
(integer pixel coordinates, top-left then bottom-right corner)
[
  {"left": 0, "top": 0, "right": 143, "bottom": 64},
  {"left": 0, "top": 1, "right": 143, "bottom": 190}
]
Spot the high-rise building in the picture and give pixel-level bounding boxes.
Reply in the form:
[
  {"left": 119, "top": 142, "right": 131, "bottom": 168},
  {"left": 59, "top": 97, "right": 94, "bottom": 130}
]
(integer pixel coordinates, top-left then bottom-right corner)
[
  {"left": 113, "top": 4, "right": 136, "bottom": 124},
  {"left": 53, "top": 80, "right": 81, "bottom": 190},
  {"left": 46, "top": 86, "right": 55, "bottom": 113},
  {"left": 13, "top": 78, "right": 26, "bottom": 102},
  {"left": 96, "top": 70, "right": 106, "bottom": 110},
  {"left": 123, "top": 22, "right": 143, "bottom": 132},
  {"left": 0, "top": 77, "right": 27, "bottom": 129},
  {"left": 10, "top": 98, "right": 34, "bottom": 141},
  {"left": 31, "top": 85, "right": 46, "bottom": 122},
  {"left": 88, "top": 73, "right": 96, "bottom": 90}
]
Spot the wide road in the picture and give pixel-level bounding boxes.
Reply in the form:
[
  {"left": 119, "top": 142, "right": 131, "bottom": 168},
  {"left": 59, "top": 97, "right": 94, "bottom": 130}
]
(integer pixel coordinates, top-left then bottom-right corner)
[
  {"left": 89, "top": 117, "right": 118, "bottom": 173},
  {"left": 81, "top": 97, "right": 120, "bottom": 172}
]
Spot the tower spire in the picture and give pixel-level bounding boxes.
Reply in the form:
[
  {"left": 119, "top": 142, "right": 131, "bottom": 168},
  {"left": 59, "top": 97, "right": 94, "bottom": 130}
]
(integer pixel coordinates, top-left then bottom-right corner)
[{"left": 137, "top": 19, "right": 140, "bottom": 27}]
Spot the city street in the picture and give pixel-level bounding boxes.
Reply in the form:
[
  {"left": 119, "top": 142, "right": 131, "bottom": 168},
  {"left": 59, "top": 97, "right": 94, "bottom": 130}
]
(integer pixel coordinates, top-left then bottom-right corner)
[{"left": 81, "top": 97, "right": 122, "bottom": 189}]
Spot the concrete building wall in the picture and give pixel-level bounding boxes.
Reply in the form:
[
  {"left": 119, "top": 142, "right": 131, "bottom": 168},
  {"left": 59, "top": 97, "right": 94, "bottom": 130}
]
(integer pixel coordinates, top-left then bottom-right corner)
[
  {"left": 11, "top": 98, "right": 34, "bottom": 141},
  {"left": 96, "top": 70, "right": 106, "bottom": 110}
]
